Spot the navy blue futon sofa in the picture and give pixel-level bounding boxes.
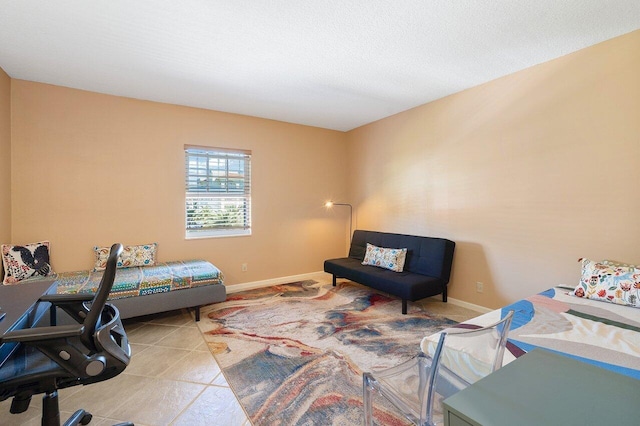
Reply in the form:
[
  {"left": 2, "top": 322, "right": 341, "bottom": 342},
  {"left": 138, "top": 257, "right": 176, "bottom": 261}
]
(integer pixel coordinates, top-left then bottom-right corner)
[{"left": 324, "top": 230, "right": 455, "bottom": 314}]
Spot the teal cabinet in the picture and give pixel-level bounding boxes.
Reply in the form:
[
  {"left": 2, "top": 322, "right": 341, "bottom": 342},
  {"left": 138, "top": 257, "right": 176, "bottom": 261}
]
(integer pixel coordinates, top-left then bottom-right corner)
[{"left": 443, "top": 349, "right": 640, "bottom": 426}]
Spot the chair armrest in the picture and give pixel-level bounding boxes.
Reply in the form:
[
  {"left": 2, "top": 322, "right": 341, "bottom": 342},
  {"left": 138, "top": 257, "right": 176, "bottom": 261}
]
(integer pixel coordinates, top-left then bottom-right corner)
[
  {"left": 1, "top": 324, "right": 84, "bottom": 343},
  {"left": 39, "top": 293, "right": 94, "bottom": 304},
  {"left": 1, "top": 324, "right": 104, "bottom": 379},
  {"left": 39, "top": 293, "right": 94, "bottom": 325}
]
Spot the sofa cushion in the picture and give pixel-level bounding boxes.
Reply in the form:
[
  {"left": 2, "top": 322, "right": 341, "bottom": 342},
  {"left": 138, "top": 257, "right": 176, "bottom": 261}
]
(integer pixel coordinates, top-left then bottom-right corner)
[
  {"left": 325, "top": 257, "right": 443, "bottom": 301},
  {"left": 349, "top": 230, "right": 455, "bottom": 282}
]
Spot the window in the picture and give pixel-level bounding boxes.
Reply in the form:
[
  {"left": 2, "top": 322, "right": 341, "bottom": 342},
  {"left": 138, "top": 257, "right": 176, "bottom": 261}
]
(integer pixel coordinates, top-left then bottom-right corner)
[{"left": 185, "top": 146, "right": 251, "bottom": 238}]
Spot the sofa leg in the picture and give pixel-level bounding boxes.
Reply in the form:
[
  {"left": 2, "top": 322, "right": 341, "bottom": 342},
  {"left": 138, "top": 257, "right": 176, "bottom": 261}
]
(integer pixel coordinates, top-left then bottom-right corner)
[
  {"left": 332, "top": 275, "right": 337, "bottom": 287},
  {"left": 195, "top": 306, "right": 200, "bottom": 322},
  {"left": 402, "top": 299, "right": 408, "bottom": 315},
  {"left": 442, "top": 287, "right": 447, "bottom": 303}
]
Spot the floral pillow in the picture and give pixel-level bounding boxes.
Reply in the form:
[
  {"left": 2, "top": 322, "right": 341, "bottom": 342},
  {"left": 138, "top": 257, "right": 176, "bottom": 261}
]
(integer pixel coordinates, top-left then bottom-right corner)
[
  {"left": 571, "top": 258, "right": 640, "bottom": 308},
  {"left": 1, "top": 241, "right": 54, "bottom": 285},
  {"left": 602, "top": 259, "right": 640, "bottom": 269},
  {"left": 362, "top": 243, "right": 408, "bottom": 272},
  {"left": 93, "top": 243, "right": 157, "bottom": 271}
]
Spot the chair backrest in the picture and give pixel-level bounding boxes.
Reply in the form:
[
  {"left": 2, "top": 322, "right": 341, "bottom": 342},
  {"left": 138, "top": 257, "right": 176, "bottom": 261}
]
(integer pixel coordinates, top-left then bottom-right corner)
[
  {"left": 421, "top": 310, "right": 515, "bottom": 423},
  {"left": 439, "top": 311, "right": 514, "bottom": 382},
  {"left": 80, "top": 243, "right": 122, "bottom": 350}
]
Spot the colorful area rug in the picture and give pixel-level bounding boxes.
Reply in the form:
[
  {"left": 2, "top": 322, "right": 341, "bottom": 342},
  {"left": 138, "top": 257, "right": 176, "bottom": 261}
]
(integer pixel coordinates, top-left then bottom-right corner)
[{"left": 197, "top": 280, "right": 457, "bottom": 425}]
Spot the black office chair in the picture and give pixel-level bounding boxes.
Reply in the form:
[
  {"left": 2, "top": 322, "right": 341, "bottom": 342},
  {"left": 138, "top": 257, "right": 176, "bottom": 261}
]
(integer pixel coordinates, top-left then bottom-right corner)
[{"left": 0, "top": 243, "right": 133, "bottom": 426}]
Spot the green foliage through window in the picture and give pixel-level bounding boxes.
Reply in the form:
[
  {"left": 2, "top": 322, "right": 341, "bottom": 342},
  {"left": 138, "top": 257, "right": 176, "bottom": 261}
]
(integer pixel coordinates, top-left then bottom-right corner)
[{"left": 185, "top": 146, "right": 251, "bottom": 237}]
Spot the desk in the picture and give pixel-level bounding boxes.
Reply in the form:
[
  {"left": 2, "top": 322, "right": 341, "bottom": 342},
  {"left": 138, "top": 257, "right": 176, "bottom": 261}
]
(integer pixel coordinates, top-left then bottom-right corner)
[
  {"left": 0, "top": 280, "right": 56, "bottom": 367},
  {"left": 443, "top": 349, "right": 640, "bottom": 426}
]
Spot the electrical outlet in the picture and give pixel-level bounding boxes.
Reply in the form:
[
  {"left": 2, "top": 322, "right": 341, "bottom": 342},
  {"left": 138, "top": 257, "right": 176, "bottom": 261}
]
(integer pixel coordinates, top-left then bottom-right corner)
[
  {"left": 241, "top": 263, "right": 248, "bottom": 272},
  {"left": 476, "top": 282, "right": 484, "bottom": 293}
]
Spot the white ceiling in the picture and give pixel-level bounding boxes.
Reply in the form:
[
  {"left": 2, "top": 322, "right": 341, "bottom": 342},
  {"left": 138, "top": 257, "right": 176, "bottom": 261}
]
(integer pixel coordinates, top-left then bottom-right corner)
[{"left": 1, "top": 1, "right": 639, "bottom": 131}]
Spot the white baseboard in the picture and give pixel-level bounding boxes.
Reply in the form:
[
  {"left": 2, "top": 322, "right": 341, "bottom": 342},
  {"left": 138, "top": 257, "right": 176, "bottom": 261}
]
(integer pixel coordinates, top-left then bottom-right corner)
[
  {"left": 226, "top": 272, "right": 492, "bottom": 314},
  {"left": 446, "top": 297, "right": 492, "bottom": 314},
  {"left": 226, "top": 271, "right": 326, "bottom": 293}
]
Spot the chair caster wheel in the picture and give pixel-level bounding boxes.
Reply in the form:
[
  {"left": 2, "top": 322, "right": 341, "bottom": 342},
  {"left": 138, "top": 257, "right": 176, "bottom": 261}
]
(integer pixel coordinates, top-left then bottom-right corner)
[{"left": 80, "top": 413, "right": 93, "bottom": 425}]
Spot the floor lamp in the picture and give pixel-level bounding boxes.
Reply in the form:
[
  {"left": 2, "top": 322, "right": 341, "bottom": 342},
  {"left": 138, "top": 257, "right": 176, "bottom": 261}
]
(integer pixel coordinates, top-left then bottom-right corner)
[{"left": 325, "top": 201, "right": 353, "bottom": 241}]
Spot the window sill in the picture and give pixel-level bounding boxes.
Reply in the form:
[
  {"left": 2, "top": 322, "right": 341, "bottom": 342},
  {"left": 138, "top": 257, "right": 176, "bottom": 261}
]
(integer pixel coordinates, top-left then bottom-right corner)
[{"left": 185, "top": 229, "right": 252, "bottom": 240}]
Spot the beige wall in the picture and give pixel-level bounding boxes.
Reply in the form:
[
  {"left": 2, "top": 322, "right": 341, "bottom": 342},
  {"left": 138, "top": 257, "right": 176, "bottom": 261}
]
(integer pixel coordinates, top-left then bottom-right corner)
[
  {"left": 10, "top": 81, "right": 349, "bottom": 285},
  {"left": 6, "top": 30, "right": 639, "bottom": 306},
  {"left": 0, "top": 67, "right": 10, "bottom": 244},
  {"left": 346, "top": 30, "right": 640, "bottom": 308}
]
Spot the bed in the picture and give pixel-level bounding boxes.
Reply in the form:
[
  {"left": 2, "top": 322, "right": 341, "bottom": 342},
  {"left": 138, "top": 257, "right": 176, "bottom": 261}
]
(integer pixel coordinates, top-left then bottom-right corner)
[
  {"left": 424, "top": 285, "right": 640, "bottom": 381},
  {"left": 38, "top": 259, "right": 226, "bottom": 321}
]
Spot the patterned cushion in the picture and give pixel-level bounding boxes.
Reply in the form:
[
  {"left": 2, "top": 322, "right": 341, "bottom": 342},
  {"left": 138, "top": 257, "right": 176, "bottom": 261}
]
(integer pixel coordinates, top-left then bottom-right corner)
[
  {"left": 93, "top": 243, "right": 158, "bottom": 271},
  {"left": 571, "top": 258, "right": 640, "bottom": 308},
  {"left": 361, "top": 243, "right": 407, "bottom": 272},
  {"left": 1, "top": 241, "right": 54, "bottom": 285},
  {"left": 55, "top": 260, "right": 224, "bottom": 300}
]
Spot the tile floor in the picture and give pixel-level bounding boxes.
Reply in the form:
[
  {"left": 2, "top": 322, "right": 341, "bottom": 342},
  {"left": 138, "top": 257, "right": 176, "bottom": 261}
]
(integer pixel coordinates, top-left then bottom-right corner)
[
  {"left": 1, "top": 309, "right": 249, "bottom": 426},
  {"left": 1, "top": 274, "right": 480, "bottom": 425}
]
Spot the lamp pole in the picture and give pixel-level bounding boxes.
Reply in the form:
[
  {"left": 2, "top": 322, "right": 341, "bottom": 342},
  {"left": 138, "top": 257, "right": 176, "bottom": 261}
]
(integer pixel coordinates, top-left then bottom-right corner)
[{"left": 325, "top": 201, "right": 353, "bottom": 241}]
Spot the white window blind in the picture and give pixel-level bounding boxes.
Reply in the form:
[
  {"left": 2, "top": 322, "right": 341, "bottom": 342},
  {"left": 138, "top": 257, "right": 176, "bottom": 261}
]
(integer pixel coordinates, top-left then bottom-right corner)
[{"left": 185, "top": 146, "right": 251, "bottom": 238}]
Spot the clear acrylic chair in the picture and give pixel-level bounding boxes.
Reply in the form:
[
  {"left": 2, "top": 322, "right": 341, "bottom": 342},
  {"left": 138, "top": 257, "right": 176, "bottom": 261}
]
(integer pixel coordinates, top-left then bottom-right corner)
[{"left": 363, "top": 310, "right": 514, "bottom": 426}]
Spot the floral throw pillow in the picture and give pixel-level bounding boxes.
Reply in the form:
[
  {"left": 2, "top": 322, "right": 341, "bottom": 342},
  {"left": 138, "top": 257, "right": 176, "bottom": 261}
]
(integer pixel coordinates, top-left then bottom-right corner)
[
  {"left": 602, "top": 259, "right": 640, "bottom": 270},
  {"left": 1, "top": 241, "right": 54, "bottom": 285},
  {"left": 362, "top": 243, "right": 408, "bottom": 272},
  {"left": 93, "top": 243, "right": 158, "bottom": 271},
  {"left": 571, "top": 258, "right": 640, "bottom": 308}
]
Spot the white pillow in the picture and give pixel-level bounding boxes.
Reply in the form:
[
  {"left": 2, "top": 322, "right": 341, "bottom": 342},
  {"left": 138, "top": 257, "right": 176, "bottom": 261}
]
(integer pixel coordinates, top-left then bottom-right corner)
[{"left": 361, "top": 243, "right": 407, "bottom": 272}]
